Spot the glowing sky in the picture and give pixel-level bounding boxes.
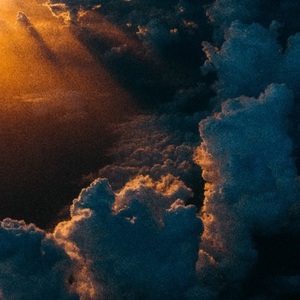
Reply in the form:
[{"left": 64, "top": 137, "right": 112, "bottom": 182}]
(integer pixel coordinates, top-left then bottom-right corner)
[{"left": 0, "top": 0, "right": 138, "bottom": 227}]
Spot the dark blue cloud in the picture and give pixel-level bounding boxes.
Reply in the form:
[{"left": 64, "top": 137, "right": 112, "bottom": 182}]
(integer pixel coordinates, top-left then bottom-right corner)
[{"left": 0, "top": 219, "right": 77, "bottom": 299}]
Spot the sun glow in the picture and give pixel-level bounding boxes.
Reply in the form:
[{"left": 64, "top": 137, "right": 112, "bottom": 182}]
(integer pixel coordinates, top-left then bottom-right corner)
[
  {"left": 0, "top": 0, "right": 136, "bottom": 114},
  {"left": 0, "top": 0, "right": 139, "bottom": 227}
]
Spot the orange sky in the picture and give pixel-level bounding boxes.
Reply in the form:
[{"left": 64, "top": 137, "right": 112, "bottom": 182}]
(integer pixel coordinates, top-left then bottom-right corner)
[
  {"left": 0, "top": 0, "right": 137, "bottom": 118},
  {"left": 0, "top": 0, "right": 139, "bottom": 227}
]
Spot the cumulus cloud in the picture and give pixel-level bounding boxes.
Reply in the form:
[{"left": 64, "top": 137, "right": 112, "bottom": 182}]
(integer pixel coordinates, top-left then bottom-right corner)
[
  {"left": 194, "top": 84, "right": 299, "bottom": 298},
  {"left": 0, "top": 175, "right": 202, "bottom": 299},
  {"left": 202, "top": 22, "right": 300, "bottom": 109},
  {"left": 195, "top": 2, "right": 300, "bottom": 297},
  {"left": 0, "top": 219, "right": 77, "bottom": 299},
  {"left": 54, "top": 178, "right": 202, "bottom": 299},
  {"left": 202, "top": 21, "right": 280, "bottom": 101},
  {"left": 205, "top": 0, "right": 260, "bottom": 43}
]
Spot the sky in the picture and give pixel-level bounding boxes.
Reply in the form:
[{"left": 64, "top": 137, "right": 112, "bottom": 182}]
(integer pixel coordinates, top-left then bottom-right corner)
[{"left": 1, "top": 0, "right": 300, "bottom": 299}]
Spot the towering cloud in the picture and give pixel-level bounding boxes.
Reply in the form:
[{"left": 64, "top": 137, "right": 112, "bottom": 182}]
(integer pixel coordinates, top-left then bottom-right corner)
[
  {"left": 194, "top": 84, "right": 299, "bottom": 298},
  {"left": 194, "top": 1, "right": 300, "bottom": 297}
]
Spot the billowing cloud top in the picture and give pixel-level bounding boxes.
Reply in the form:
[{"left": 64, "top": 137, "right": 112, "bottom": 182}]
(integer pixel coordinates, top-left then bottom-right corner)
[{"left": 54, "top": 178, "right": 203, "bottom": 299}]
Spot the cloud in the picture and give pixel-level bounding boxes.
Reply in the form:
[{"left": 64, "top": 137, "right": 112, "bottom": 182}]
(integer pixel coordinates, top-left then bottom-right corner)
[
  {"left": 0, "top": 218, "right": 77, "bottom": 299},
  {"left": 46, "top": 0, "right": 206, "bottom": 67},
  {"left": 90, "top": 112, "right": 206, "bottom": 199},
  {"left": 202, "top": 21, "right": 300, "bottom": 107},
  {"left": 136, "top": 19, "right": 179, "bottom": 53},
  {"left": 206, "top": 0, "right": 260, "bottom": 43},
  {"left": 47, "top": 0, "right": 101, "bottom": 23},
  {"left": 201, "top": 21, "right": 280, "bottom": 101},
  {"left": 54, "top": 177, "right": 203, "bottom": 299},
  {"left": 206, "top": 0, "right": 300, "bottom": 44},
  {"left": 194, "top": 84, "right": 299, "bottom": 298},
  {"left": 197, "top": 3, "right": 300, "bottom": 296}
]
